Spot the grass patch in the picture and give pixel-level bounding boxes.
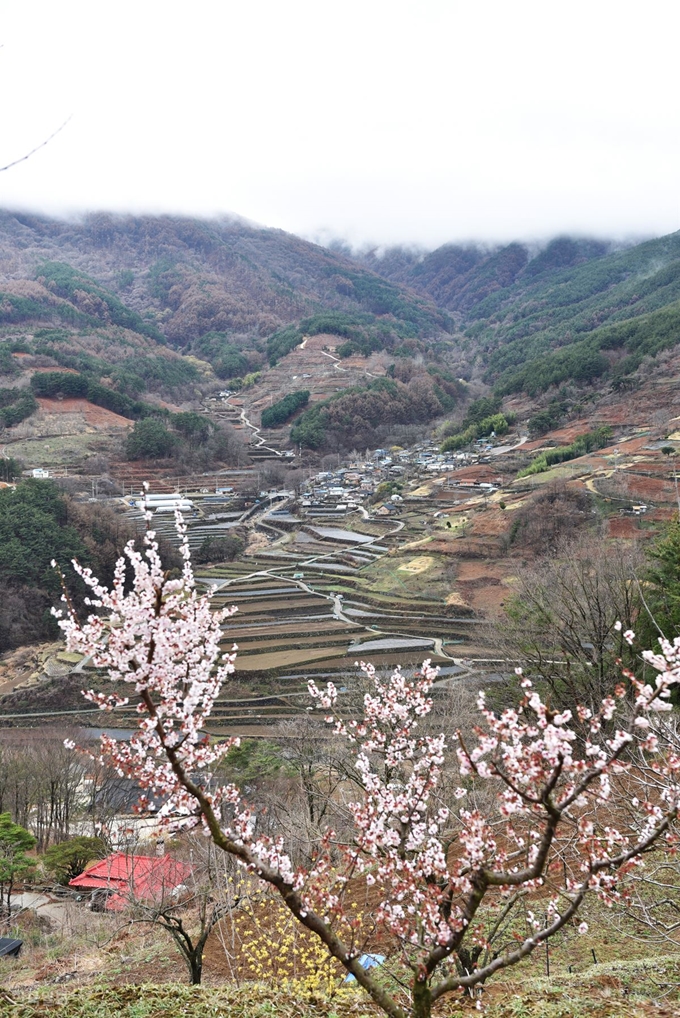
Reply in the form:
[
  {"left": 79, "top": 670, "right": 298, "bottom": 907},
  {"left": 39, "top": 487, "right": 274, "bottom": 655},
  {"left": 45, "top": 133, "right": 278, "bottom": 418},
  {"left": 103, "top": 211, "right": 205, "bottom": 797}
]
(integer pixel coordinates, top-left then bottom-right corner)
[{"left": 4, "top": 954, "right": 680, "bottom": 1017}]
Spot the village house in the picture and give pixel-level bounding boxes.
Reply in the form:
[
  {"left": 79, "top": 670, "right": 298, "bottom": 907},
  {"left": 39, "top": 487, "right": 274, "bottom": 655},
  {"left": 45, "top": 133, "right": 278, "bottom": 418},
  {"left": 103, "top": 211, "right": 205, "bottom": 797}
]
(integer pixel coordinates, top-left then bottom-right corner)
[{"left": 69, "top": 852, "right": 193, "bottom": 912}]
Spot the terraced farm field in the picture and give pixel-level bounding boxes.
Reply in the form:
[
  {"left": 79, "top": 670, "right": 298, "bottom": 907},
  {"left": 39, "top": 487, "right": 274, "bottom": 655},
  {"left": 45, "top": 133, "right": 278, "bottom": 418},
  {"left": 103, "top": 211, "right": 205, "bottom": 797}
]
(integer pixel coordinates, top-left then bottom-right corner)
[{"left": 99, "top": 482, "right": 498, "bottom": 734}]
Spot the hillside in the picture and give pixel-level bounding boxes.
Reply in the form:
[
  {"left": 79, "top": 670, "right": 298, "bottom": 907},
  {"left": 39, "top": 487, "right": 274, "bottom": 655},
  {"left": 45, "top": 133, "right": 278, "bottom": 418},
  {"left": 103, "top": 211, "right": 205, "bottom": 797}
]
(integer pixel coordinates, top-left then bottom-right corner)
[
  {"left": 2, "top": 211, "right": 680, "bottom": 479},
  {"left": 0, "top": 210, "right": 452, "bottom": 349},
  {"left": 0, "top": 211, "right": 468, "bottom": 467},
  {"left": 6, "top": 212, "right": 680, "bottom": 427},
  {"left": 363, "top": 232, "right": 680, "bottom": 396}
]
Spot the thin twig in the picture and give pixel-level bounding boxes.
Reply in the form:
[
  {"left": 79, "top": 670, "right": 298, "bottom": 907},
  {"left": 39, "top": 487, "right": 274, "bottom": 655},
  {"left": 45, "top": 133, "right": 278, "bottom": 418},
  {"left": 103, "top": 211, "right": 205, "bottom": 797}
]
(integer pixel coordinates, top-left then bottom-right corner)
[{"left": 0, "top": 116, "right": 72, "bottom": 172}]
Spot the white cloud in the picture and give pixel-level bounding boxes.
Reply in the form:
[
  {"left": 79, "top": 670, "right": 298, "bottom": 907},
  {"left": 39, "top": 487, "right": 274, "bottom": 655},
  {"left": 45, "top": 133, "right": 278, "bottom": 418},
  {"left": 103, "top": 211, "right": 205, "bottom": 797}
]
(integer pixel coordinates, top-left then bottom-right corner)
[{"left": 1, "top": 0, "right": 679, "bottom": 246}]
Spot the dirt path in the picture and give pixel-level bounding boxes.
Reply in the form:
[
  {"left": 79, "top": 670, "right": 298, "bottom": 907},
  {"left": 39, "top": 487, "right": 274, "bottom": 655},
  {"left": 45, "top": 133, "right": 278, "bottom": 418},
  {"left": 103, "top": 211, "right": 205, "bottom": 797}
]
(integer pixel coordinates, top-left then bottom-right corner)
[
  {"left": 10, "top": 892, "right": 67, "bottom": 926},
  {"left": 585, "top": 468, "right": 615, "bottom": 494},
  {"left": 233, "top": 400, "right": 282, "bottom": 457},
  {"left": 490, "top": 434, "right": 528, "bottom": 456}
]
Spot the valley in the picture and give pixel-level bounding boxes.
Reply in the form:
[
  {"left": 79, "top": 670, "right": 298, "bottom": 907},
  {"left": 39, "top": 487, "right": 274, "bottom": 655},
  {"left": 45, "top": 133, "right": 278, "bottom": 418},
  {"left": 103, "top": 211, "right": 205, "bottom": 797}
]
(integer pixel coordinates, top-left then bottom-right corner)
[
  {"left": 3, "top": 212, "right": 680, "bottom": 1017},
  {"left": 2, "top": 361, "right": 679, "bottom": 734}
]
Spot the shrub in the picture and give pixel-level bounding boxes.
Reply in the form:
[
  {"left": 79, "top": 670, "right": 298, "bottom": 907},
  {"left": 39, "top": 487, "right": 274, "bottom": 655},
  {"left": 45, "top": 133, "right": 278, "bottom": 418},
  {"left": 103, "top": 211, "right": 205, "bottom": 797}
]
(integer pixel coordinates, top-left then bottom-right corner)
[
  {"left": 173, "top": 412, "right": 212, "bottom": 446},
  {"left": 194, "top": 534, "right": 244, "bottom": 564},
  {"left": 31, "top": 371, "right": 89, "bottom": 398},
  {"left": 126, "top": 418, "right": 177, "bottom": 459},
  {"left": 261, "top": 390, "right": 310, "bottom": 428}
]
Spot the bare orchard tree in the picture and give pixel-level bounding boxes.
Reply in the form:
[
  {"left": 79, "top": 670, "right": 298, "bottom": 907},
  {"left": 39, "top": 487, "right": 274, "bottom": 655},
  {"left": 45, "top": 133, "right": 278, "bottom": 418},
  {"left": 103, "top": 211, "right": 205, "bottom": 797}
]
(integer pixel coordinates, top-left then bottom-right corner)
[
  {"left": 495, "top": 531, "right": 645, "bottom": 714},
  {"left": 605, "top": 714, "right": 680, "bottom": 948},
  {"left": 32, "top": 733, "right": 87, "bottom": 849},
  {"left": 263, "top": 717, "right": 355, "bottom": 866},
  {"left": 124, "top": 838, "right": 236, "bottom": 985}
]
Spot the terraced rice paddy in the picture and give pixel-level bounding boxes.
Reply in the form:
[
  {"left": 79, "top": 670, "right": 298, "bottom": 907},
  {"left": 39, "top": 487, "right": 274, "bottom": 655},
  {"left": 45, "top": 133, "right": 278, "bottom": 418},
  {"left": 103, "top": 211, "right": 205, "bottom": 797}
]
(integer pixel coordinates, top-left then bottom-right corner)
[{"left": 104, "top": 483, "right": 500, "bottom": 734}]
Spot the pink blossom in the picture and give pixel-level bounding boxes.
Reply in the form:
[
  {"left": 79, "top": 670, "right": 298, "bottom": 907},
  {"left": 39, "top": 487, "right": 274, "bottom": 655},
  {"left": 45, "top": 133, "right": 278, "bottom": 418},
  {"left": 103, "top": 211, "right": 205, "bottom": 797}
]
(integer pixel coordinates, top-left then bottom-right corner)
[{"left": 58, "top": 513, "right": 680, "bottom": 1017}]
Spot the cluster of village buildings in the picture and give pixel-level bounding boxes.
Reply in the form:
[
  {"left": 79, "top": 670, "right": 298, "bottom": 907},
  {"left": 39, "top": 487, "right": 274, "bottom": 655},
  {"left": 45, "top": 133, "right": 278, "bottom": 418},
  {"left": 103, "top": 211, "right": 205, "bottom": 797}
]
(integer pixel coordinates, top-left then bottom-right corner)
[{"left": 292, "top": 441, "right": 499, "bottom": 518}]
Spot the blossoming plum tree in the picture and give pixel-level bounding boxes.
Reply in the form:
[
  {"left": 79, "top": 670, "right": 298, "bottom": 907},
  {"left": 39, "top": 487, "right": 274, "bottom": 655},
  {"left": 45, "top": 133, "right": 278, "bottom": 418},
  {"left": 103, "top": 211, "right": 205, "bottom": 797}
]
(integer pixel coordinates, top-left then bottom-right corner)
[{"left": 57, "top": 520, "right": 680, "bottom": 1018}]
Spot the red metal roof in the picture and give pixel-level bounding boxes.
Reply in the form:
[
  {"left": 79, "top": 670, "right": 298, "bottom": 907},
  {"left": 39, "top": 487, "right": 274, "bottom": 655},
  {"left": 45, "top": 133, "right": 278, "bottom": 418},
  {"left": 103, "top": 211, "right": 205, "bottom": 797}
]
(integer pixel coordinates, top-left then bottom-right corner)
[{"left": 69, "top": 853, "right": 193, "bottom": 911}]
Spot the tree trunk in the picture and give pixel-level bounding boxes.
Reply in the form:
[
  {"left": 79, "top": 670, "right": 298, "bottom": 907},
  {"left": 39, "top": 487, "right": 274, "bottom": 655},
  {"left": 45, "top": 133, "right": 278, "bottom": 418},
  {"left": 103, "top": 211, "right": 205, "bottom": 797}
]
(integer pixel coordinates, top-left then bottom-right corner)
[
  {"left": 189, "top": 953, "right": 202, "bottom": 985},
  {"left": 412, "top": 979, "right": 431, "bottom": 1018}
]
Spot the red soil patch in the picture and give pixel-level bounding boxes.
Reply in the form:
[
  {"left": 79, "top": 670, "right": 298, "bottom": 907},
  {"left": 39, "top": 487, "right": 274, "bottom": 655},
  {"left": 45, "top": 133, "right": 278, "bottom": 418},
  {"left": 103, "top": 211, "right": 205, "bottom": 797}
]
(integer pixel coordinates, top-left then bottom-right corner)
[
  {"left": 623, "top": 473, "right": 676, "bottom": 500},
  {"left": 633, "top": 460, "right": 675, "bottom": 476},
  {"left": 606, "top": 516, "right": 644, "bottom": 539},
  {"left": 596, "top": 402, "right": 654, "bottom": 427},
  {"left": 36, "top": 397, "right": 132, "bottom": 428},
  {"left": 468, "top": 509, "right": 509, "bottom": 537},
  {"left": 647, "top": 507, "right": 676, "bottom": 522},
  {"left": 544, "top": 420, "right": 592, "bottom": 443},
  {"left": 461, "top": 581, "right": 507, "bottom": 612},
  {"left": 612, "top": 436, "right": 651, "bottom": 454},
  {"left": 444, "top": 465, "right": 502, "bottom": 483},
  {"left": 456, "top": 561, "right": 507, "bottom": 582},
  {"left": 427, "top": 540, "right": 465, "bottom": 555}
]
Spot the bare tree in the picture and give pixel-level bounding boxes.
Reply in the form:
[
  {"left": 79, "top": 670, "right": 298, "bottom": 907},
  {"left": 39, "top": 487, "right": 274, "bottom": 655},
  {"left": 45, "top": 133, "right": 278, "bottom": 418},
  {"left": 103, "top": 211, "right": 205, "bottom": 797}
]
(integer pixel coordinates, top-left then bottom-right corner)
[
  {"left": 124, "top": 839, "right": 236, "bottom": 984},
  {"left": 495, "top": 532, "right": 645, "bottom": 714},
  {"left": 0, "top": 729, "right": 86, "bottom": 848},
  {"left": 130, "top": 889, "right": 230, "bottom": 984}
]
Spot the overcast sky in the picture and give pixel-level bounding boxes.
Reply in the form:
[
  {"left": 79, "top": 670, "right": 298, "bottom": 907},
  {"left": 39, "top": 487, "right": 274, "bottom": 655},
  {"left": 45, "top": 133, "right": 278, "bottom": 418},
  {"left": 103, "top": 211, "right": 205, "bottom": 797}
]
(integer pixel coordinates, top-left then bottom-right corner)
[{"left": 1, "top": 0, "right": 679, "bottom": 249}]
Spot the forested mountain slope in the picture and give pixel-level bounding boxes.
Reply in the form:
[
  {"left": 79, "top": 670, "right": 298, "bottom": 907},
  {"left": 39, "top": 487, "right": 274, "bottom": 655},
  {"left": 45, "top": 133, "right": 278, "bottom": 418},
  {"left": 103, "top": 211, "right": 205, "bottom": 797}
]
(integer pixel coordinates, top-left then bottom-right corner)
[
  {"left": 3, "top": 210, "right": 680, "bottom": 410},
  {"left": 0, "top": 210, "right": 451, "bottom": 348},
  {"left": 363, "top": 232, "right": 680, "bottom": 394}
]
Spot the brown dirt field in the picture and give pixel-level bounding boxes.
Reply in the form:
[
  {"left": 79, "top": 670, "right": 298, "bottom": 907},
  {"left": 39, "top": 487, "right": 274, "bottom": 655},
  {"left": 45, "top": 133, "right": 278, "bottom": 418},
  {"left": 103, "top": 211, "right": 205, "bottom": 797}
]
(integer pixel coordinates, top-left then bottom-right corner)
[
  {"left": 36, "top": 397, "right": 133, "bottom": 429},
  {"left": 613, "top": 436, "right": 651, "bottom": 454},
  {"left": 459, "top": 580, "right": 508, "bottom": 612},
  {"left": 230, "top": 621, "right": 349, "bottom": 638},
  {"left": 632, "top": 459, "right": 676, "bottom": 475},
  {"left": 544, "top": 420, "right": 592, "bottom": 443},
  {"left": 452, "top": 560, "right": 513, "bottom": 614},
  {"left": 426, "top": 539, "right": 465, "bottom": 555},
  {"left": 448, "top": 537, "right": 504, "bottom": 558},
  {"left": 445, "top": 464, "right": 502, "bottom": 482},
  {"left": 235, "top": 646, "right": 348, "bottom": 671},
  {"left": 456, "top": 561, "right": 508, "bottom": 582},
  {"left": 288, "top": 651, "right": 449, "bottom": 671},
  {"left": 623, "top": 473, "right": 676, "bottom": 500},
  {"left": 226, "top": 597, "right": 323, "bottom": 614},
  {"left": 596, "top": 402, "right": 655, "bottom": 426},
  {"left": 467, "top": 509, "right": 509, "bottom": 537},
  {"left": 233, "top": 634, "right": 352, "bottom": 652},
  {"left": 647, "top": 506, "right": 677, "bottom": 522},
  {"left": 606, "top": 516, "right": 644, "bottom": 539}
]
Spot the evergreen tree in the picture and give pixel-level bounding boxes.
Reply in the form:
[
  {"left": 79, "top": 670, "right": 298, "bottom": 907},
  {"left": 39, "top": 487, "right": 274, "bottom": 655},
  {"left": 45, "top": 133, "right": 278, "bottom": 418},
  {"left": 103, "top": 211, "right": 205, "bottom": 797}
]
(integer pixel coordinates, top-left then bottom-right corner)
[
  {"left": 0, "top": 813, "right": 36, "bottom": 916},
  {"left": 43, "top": 836, "right": 106, "bottom": 885}
]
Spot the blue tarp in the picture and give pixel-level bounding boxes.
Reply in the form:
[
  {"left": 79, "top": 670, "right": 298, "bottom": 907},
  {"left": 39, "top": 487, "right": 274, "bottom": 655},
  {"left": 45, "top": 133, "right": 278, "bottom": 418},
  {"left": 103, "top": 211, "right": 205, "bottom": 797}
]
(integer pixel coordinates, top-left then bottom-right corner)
[{"left": 344, "top": 953, "right": 386, "bottom": 982}]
